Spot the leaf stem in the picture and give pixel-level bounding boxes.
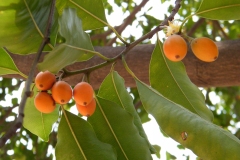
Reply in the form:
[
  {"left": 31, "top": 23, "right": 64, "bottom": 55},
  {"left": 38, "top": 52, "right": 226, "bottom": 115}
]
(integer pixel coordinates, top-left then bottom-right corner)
[
  {"left": 108, "top": 25, "right": 129, "bottom": 45},
  {"left": 121, "top": 55, "right": 137, "bottom": 80}
]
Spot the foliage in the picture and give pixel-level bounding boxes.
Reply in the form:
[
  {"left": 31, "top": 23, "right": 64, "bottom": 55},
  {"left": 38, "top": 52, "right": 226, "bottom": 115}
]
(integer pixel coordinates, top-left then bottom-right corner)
[{"left": 0, "top": 0, "right": 240, "bottom": 159}]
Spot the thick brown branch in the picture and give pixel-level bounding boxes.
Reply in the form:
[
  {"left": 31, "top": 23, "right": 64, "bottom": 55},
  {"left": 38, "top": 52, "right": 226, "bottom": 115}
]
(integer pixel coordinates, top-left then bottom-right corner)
[{"left": 4, "top": 39, "right": 240, "bottom": 88}]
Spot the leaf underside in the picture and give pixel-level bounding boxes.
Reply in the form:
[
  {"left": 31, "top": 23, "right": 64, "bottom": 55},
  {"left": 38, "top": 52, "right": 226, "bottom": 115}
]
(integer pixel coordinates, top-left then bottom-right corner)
[{"left": 136, "top": 79, "right": 240, "bottom": 160}]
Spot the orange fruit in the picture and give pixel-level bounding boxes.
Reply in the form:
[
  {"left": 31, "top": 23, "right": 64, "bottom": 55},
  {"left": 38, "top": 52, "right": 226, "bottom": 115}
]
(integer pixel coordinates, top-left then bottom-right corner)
[
  {"left": 51, "top": 81, "right": 72, "bottom": 104},
  {"left": 191, "top": 37, "right": 218, "bottom": 62},
  {"left": 163, "top": 35, "right": 188, "bottom": 61},
  {"left": 73, "top": 82, "right": 94, "bottom": 106},
  {"left": 34, "top": 92, "right": 56, "bottom": 113},
  {"left": 35, "top": 71, "right": 56, "bottom": 91},
  {"left": 76, "top": 98, "right": 96, "bottom": 117}
]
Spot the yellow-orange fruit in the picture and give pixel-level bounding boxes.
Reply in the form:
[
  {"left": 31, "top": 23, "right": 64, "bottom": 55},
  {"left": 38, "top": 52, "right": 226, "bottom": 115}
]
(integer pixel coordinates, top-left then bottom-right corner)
[
  {"left": 34, "top": 92, "right": 56, "bottom": 113},
  {"left": 76, "top": 98, "right": 96, "bottom": 117},
  {"left": 73, "top": 82, "right": 94, "bottom": 106},
  {"left": 163, "top": 35, "right": 188, "bottom": 61},
  {"left": 51, "top": 81, "right": 72, "bottom": 104},
  {"left": 191, "top": 37, "right": 218, "bottom": 62},
  {"left": 35, "top": 71, "right": 56, "bottom": 91}
]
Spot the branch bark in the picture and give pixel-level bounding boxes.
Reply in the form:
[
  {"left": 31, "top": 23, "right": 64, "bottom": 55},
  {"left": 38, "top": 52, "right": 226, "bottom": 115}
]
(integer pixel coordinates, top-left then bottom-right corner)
[{"left": 4, "top": 39, "right": 240, "bottom": 88}]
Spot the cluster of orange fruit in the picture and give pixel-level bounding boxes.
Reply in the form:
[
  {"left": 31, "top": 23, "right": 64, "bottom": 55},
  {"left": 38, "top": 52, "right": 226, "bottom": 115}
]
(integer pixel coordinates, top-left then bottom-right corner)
[
  {"left": 163, "top": 34, "right": 219, "bottom": 62},
  {"left": 34, "top": 71, "right": 96, "bottom": 117}
]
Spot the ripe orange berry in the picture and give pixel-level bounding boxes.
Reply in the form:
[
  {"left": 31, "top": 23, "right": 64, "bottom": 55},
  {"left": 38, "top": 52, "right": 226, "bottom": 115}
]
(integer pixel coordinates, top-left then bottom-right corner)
[
  {"left": 34, "top": 92, "right": 56, "bottom": 113},
  {"left": 163, "top": 35, "right": 188, "bottom": 62},
  {"left": 73, "top": 82, "right": 94, "bottom": 106},
  {"left": 191, "top": 37, "right": 218, "bottom": 62},
  {"left": 35, "top": 71, "right": 56, "bottom": 91},
  {"left": 76, "top": 98, "right": 96, "bottom": 117},
  {"left": 51, "top": 81, "right": 72, "bottom": 104}
]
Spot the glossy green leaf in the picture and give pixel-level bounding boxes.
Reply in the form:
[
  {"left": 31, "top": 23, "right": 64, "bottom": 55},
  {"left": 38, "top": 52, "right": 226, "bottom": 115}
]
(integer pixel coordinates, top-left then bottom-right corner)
[
  {"left": 23, "top": 86, "right": 59, "bottom": 141},
  {"left": 195, "top": 0, "right": 240, "bottom": 20},
  {"left": 0, "top": 48, "right": 27, "bottom": 78},
  {"left": 0, "top": 0, "right": 58, "bottom": 54},
  {"left": 97, "top": 70, "right": 155, "bottom": 153},
  {"left": 38, "top": 8, "right": 95, "bottom": 73},
  {"left": 88, "top": 97, "right": 152, "bottom": 160},
  {"left": 136, "top": 79, "right": 240, "bottom": 159},
  {"left": 56, "top": 0, "right": 107, "bottom": 30},
  {"left": 150, "top": 39, "right": 213, "bottom": 122},
  {"left": 55, "top": 110, "right": 117, "bottom": 160}
]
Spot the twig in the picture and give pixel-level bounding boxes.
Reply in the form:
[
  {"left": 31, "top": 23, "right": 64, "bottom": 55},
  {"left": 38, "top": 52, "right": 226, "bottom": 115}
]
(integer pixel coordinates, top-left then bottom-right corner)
[
  {"left": 91, "top": 0, "right": 149, "bottom": 45},
  {"left": 187, "top": 18, "right": 205, "bottom": 36},
  {"left": 212, "top": 20, "right": 229, "bottom": 40},
  {"left": 0, "top": 0, "right": 56, "bottom": 148},
  {"left": 63, "top": 0, "right": 182, "bottom": 78},
  {"left": 106, "top": 0, "right": 150, "bottom": 46},
  {"left": 0, "top": 105, "right": 18, "bottom": 125}
]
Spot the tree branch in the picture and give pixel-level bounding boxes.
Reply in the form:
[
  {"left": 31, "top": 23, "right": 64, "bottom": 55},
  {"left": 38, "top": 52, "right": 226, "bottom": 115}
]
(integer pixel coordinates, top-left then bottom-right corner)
[
  {"left": 212, "top": 20, "right": 229, "bottom": 40},
  {"left": 106, "top": 0, "right": 150, "bottom": 46},
  {"left": 61, "top": 0, "right": 181, "bottom": 79},
  {"left": 4, "top": 39, "right": 240, "bottom": 88},
  {"left": 0, "top": 0, "right": 56, "bottom": 148},
  {"left": 187, "top": 18, "right": 205, "bottom": 36},
  {"left": 91, "top": 0, "right": 150, "bottom": 45}
]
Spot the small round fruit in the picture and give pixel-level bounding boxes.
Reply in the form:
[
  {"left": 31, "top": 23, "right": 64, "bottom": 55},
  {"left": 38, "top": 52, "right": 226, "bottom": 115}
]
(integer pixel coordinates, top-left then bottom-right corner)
[
  {"left": 51, "top": 81, "right": 72, "bottom": 104},
  {"left": 191, "top": 37, "right": 218, "bottom": 62},
  {"left": 76, "top": 98, "right": 96, "bottom": 117},
  {"left": 35, "top": 71, "right": 56, "bottom": 91},
  {"left": 34, "top": 92, "right": 56, "bottom": 113},
  {"left": 73, "top": 82, "right": 94, "bottom": 106},
  {"left": 163, "top": 35, "right": 188, "bottom": 62}
]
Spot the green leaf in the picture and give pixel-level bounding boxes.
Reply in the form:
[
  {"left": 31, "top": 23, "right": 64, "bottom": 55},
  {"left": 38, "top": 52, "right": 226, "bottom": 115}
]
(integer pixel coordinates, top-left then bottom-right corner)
[
  {"left": 56, "top": 0, "right": 107, "bottom": 30},
  {"left": 55, "top": 110, "right": 117, "bottom": 160},
  {"left": 150, "top": 39, "right": 213, "bottom": 122},
  {"left": 23, "top": 86, "right": 59, "bottom": 141},
  {"left": 136, "top": 79, "right": 240, "bottom": 159},
  {"left": 88, "top": 97, "right": 152, "bottom": 160},
  {"left": 0, "top": 0, "right": 58, "bottom": 54},
  {"left": 166, "top": 151, "right": 176, "bottom": 160},
  {"left": 195, "top": 0, "right": 240, "bottom": 20},
  {"left": 38, "top": 8, "right": 95, "bottom": 73},
  {"left": 152, "top": 145, "right": 161, "bottom": 159},
  {"left": 0, "top": 48, "right": 27, "bottom": 78},
  {"left": 97, "top": 69, "right": 156, "bottom": 153}
]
